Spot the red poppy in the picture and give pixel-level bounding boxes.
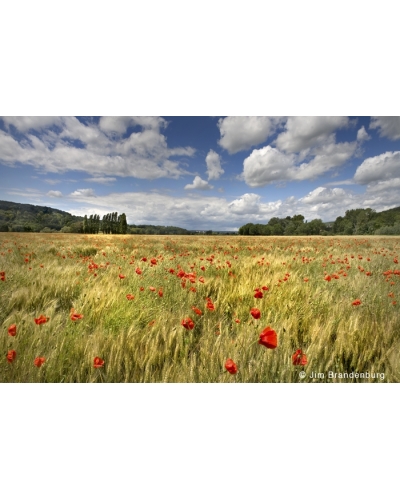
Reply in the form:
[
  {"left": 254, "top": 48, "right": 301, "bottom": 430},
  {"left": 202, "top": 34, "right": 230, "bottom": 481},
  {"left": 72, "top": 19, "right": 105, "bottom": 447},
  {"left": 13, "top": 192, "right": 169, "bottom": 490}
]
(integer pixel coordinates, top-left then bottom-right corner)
[
  {"left": 261, "top": 286, "right": 269, "bottom": 291},
  {"left": 235, "top": 318, "right": 241, "bottom": 323},
  {"left": 140, "top": 286, "right": 144, "bottom": 291},
  {"left": 126, "top": 294, "right": 135, "bottom": 300},
  {"left": 6, "top": 350, "right": 17, "bottom": 363},
  {"left": 151, "top": 258, "right": 157, "bottom": 265},
  {"left": 34, "top": 315, "right": 49, "bottom": 325},
  {"left": 191, "top": 306, "right": 203, "bottom": 316},
  {"left": 324, "top": 275, "right": 332, "bottom": 282},
  {"left": 258, "top": 326, "right": 278, "bottom": 349},
  {"left": 206, "top": 300, "right": 215, "bottom": 311},
  {"left": 352, "top": 299, "right": 362, "bottom": 306},
  {"left": 149, "top": 286, "right": 156, "bottom": 292},
  {"left": 250, "top": 307, "right": 261, "bottom": 319},
  {"left": 254, "top": 290, "right": 263, "bottom": 298},
  {"left": 304, "top": 278, "right": 309, "bottom": 282},
  {"left": 181, "top": 317, "right": 195, "bottom": 330},
  {"left": 118, "top": 274, "right": 125, "bottom": 279},
  {"left": 135, "top": 268, "right": 142, "bottom": 275},
  {"left": 198, "top": 277, "right": 205, "bottom": 283},
  {"left": 93, "top": 357, "right": 104, "bottom": 368},
  {"left": 225, "top": 358, "right": 238, "bottom": 374},
  {"left": 34, "top": 357, "right": 46, "bottom": 367},
  {"left": 292, "top": 349, "right": 307, "bottom": 366},
  {"left": 158, "top": 289, "right": 163, "bottom": 297},
  {"left": 8, "top": 324, "right": 17, "bottom": 336},
  {"left": 70, "top": 308, "right": 83, "bottom": 321}
]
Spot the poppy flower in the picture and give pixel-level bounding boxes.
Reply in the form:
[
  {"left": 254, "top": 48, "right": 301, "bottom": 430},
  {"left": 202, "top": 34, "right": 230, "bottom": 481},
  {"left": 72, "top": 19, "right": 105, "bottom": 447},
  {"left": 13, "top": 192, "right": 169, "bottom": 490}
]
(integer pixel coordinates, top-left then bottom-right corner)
[
  {"left": 126, "top": 294, "right": 135, "bottom": 300},
  {"left": 191, "top": 306, "right": 203, "bottom": 316},
  {"left": 254, "top": 290, "right": 263, "bottom": 298},
  {"left": 151, "top": 258, "right": 157, "bottom": 265},
  {"left": 140, "top": 286, "right": 144, "bottom": 291},
  {"left": 118, "top": 274, "right": 125, "bottom": 279},
  {"left": 324, "top": 275, "right": 332, "bottom": 282},
  {"left": 206, "top": 300, "right": 215, "bottom": 311},
  {"left": 34, "top": 357, "right": 46, "bottom": 367},
  {"left": 292, "top": 349, "right": 307, "bottom": 366},
  {"left": 262, "top": 286, "right": 269, "bottom": 291},
  {"left": 181, "top": 317, "right": 195, "bottom": 330},
  {"left": 8, "top": 324, "right": 17, "bottom": 336},
  {"left": 235, "top": 318, "right": 241, "bottom": 323},
  {"left": 250, "top": 307, "right": 261, "bottom": 319},
  {"left": 34, "top": 315, "right": 49, "bottom": 325},
  {"left": 225, "top": 359, "right": 238, "bottom": 374},
  {"left": 135, "top": 268, "right": 142, "bottom": 275},
  {"left": 149, "top": 286, "right": 156, "bottom": 292},
  {"left": 158, "top": 289, "right": 163, "bottom": 297},
  {"left": 70, "top": 308, "right": 83, "bottom": 321},
  {"left": 258, "top": 326, "right": 278, "bottom": 349},
  {"left": 93, "top": 357, "right": 104, "bottom": 368},
  {"left": 6, "top": 350, "right": 17, "bottom": 363},
  {"left": 352, "top": 299, "right": 362, "bottom": 306}
]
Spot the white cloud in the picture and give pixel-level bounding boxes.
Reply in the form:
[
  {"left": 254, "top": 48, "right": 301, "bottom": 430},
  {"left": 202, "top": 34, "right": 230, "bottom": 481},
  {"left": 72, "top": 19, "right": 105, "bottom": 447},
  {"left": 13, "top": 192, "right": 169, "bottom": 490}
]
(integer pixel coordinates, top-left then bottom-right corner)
[
  {"left": 0, "top": 117, "right": 196, "bottom": 180},
  {"left": 218, "top": 116, "right": 278, "bottom": 154},
  {"left": 357, "top": 126, "right": 370, "bottom": 141},
  {"left": 242, "top": 146, "right": 294, "bottom": 187},
  {"left": 353, "top": 151, "right": 400, "bottom": 184},
  {"left": 2, "top": 117, "right": 62, "bottom": 133},
  {"left": 84, "top": 176, "right": 117, "bottom": 184},
  {"left": 300, "top": 187, "right": 348, "bottom": 205},
  {"left": 275, "top": 116, "right": 349, "bottom": 153},
  {"left": 295, "top": 140, "right": 358, "bottom": 180},
  {"left": 241, "top": 134, "right": 358, "bottom": 188},
  {"left": 228, "top": 193, "right": 262, "bottom": 214},
  {"left": 205, "top": 149, "right": 224, "bottom": 180},
  {"left": 184, "top": 176, "right": 213, "bottom": 190},
  {"left": 70, "top": 188, "right": 96, "bottom": 197},
  {"left": 47, "top": 190, "right": 63, "bottom": 198},
  {"left": 370, "top": 117, "right": 400, "bottom": 140}
]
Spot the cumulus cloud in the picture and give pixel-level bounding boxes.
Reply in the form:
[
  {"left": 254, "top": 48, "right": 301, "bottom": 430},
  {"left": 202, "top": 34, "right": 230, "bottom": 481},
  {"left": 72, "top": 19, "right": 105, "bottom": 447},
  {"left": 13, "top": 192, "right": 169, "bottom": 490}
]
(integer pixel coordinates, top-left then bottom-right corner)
[
  {"left": 275, "top": 116, "right": 349, "bottom": 153},
  {"left": 2, "top": 117, "right": 63, "bottom": 133},
  {"left": 0, "top": 117, "right": 195, "bottom": 180},
  {"left": 242, "top": 146, "right": 294, "bottom": 187},
  {"left": 70, "top": 189, "right": 96, "bottom": 197},
  {"left": 228, "top": 193, "right": 262, "bottom": 214},
  {"left": 46, "top": 190, "right": 63, "bottom": 198},
  {"left": 300, "top": 187, "right": 348, "bottom": 205},
  {"left": 241, "top": 123, "right": 358, "bottom": 188},
  {"left": 357, "top": 126, "right": 370, "bottom": 142},
  {"left": 370, "top": 117, "right": 400, "bottom": 140},
  {"left": 206, "top": 150, "right": 224, "bottom": 180},
  {"left": 184, "top": 176, "right": 213, "bottom": 190},
  {"left": 353, "top": 151, "right": 400, "bottom": 184},
  {"left": 218, "top": 116, "right": 278, "bottom": 154}
]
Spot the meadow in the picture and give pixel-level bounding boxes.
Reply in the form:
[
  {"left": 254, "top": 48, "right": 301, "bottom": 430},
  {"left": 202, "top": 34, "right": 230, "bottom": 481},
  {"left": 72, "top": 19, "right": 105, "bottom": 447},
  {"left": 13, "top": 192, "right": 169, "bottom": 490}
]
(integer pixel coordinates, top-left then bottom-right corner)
[{"left": 1, "top": 233, "right": 399, "bottom": 382}]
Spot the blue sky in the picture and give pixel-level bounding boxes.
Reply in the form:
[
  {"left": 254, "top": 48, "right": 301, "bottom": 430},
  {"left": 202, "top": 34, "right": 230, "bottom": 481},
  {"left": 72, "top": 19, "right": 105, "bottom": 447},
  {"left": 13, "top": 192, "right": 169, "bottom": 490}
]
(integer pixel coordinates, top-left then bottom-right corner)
[{"left": 1, "top": 116, "right": 400, "bottom": 230}]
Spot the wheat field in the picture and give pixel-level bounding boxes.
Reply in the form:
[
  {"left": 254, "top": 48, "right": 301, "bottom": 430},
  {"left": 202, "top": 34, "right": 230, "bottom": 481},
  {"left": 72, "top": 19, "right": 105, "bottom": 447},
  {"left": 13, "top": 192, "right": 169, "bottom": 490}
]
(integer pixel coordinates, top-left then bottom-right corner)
[{"left": 1, "top": 232, "right": 399, "bottom": 382}]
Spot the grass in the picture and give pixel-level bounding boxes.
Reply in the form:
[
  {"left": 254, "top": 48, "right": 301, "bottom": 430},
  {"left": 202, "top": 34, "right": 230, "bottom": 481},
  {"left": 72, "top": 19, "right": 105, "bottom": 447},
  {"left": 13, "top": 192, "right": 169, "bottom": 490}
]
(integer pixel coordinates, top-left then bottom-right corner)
[{"left": 1, "top": 232, "right": 399, "bottom": 382}]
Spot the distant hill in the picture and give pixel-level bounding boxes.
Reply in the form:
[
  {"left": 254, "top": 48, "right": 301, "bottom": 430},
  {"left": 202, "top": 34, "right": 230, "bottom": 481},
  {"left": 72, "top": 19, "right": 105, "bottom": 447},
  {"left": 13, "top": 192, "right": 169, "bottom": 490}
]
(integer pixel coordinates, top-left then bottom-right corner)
[
  {"left": 2, "top": 199, "right": 400, "bottom": 235},
  {"left": 0, "top": 200, "right": 83, "bottom": 233}
]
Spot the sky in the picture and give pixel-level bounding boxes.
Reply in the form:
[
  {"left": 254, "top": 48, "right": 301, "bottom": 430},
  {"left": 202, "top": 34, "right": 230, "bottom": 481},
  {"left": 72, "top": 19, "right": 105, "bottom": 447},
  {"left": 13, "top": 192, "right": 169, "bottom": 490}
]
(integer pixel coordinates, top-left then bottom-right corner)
[{"left": 1, "top": 115, "right": 400, "bottom": 231}]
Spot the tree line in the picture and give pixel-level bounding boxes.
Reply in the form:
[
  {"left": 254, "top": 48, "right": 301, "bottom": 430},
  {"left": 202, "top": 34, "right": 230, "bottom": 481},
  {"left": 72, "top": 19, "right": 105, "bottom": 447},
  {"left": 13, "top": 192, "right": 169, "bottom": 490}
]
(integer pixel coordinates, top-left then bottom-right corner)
[
  {"left": 238, "top": 207, "right": 400, "bottom": 236},
  {"left": 83, "top": 213, "right": 128, "bottom": 234}
]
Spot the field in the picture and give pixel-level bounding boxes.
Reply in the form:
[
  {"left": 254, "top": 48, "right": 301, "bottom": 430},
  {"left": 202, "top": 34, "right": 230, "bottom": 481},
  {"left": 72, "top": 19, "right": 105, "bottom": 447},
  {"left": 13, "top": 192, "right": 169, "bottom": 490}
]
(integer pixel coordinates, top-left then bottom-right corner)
[{"left": 1, "top": 233, "right": 399, "bottom": 382}]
